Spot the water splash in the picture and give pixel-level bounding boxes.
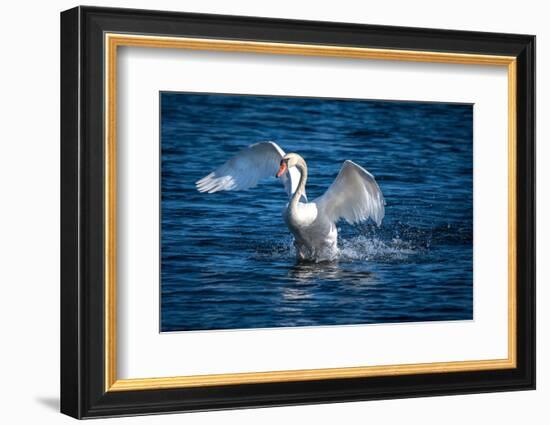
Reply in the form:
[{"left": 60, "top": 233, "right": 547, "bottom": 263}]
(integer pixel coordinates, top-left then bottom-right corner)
[
  {"left": 338, "top": 235, "right": 415, "bottom": 262},
  {"left": 252, "top": 234, "right": 416, "bottom": 263}
]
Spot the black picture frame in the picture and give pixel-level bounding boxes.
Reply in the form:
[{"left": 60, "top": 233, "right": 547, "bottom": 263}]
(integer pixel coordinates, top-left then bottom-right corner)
[{"left": 61, "top": 5, "right": 535, "bottom": 419}]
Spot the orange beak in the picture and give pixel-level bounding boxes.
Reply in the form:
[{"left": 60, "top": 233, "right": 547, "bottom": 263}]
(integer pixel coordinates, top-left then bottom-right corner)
[{"left": 276, "top": 162, "right": 288, "bottom": 178}]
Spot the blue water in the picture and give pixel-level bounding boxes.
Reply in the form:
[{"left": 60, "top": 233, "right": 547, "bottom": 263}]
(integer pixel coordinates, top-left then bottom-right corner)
[{"left": 160, "top": 92, "right": 473, "bottom": 332}]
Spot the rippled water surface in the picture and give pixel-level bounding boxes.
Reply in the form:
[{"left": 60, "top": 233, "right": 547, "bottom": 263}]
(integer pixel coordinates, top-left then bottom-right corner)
[{"left": 161, "top": 92, "right": 473, "bottom": 332}]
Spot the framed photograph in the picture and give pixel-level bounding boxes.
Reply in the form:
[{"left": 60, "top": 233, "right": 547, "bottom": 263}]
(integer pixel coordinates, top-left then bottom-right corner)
[{"left": 60, "top": 6, "right": 535, "bottom": 419}]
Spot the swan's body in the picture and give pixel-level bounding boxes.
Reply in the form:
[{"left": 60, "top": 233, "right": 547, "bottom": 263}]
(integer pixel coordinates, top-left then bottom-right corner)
[
  {"left": 284, "top": 201, "right": 338, "bottom": 261},
  {"left": 196, "top": 141, "right": 385, "bottom": 262}
]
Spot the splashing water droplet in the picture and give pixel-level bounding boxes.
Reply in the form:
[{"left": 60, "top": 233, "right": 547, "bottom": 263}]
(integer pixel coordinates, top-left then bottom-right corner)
[{"left": 252, "top": 234, "right": 415, "bottom": 263}]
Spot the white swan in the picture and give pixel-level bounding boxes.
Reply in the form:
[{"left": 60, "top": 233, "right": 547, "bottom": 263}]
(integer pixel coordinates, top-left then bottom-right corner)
[{"left": 196, "top": 141, "right": 385, "bottom": 261}]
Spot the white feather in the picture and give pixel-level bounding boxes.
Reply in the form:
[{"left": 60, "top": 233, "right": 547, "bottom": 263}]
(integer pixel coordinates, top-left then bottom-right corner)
[
  {"left": 314, "top": 160, "right": 385, "bottom": 226},
  {"left": 195, "top": 141, "right": 306, "bottom": 201}
]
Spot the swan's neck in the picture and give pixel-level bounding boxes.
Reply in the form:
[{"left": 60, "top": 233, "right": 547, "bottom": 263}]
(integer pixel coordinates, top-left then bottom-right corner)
[{"left": 290, "top": 160, "right": 308, "bottom": 210}]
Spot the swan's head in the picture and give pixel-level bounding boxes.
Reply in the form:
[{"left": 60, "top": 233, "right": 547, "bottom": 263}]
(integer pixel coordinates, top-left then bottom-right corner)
[{"left": 276, "top": 153, "right": 304, "bottom": 178}]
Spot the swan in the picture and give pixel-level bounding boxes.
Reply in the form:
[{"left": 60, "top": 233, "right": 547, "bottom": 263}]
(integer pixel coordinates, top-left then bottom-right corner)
[{"left": 196, "top": 141, "right": 385, "bottom": 261}]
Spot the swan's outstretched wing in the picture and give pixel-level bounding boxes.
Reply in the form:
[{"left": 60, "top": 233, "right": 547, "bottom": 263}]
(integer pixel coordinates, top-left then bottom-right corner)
[
  {"left": 315, "top": 160, "right": 385, "bottom": 226},
  {"left": 196, "top": 141, "right": 306, "bottom": 200}
]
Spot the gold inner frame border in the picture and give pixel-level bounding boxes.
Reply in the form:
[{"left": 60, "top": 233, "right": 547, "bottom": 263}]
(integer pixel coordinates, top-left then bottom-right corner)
[{"left": 104, "top": 33, "right": 517, "bottom": 392}]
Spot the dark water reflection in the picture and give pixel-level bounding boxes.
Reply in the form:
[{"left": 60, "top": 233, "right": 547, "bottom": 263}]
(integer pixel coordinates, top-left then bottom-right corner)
[{"left": 160, "top": 93, "right": 473, "bottom": 332}]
